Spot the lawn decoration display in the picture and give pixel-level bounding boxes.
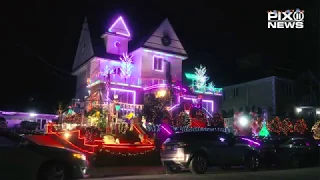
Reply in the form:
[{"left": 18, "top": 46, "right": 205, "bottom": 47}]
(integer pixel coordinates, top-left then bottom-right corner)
[
  {"left": 233, "top": 112, "right": 253, "bottom": 136},
  {"left": 267, "top": 116, "right": 282, "bottom": 135},
  {"left": 176, "top": 111, "right": 191, "bottom": 127},
  {"left": 252, "top": 117, "right": 262, "bottom": 136},
  {"left": 281, "top": 118, "right": 294, "bottom": 135},
  {"left": 294, "top": 119, "right": 308, "bottom": 134},
  {"left": 210, "top": 113, "right": 225, "bottom": 128},
  {"left": 311, "top": 121, "right": 320, "bottom": 140}
]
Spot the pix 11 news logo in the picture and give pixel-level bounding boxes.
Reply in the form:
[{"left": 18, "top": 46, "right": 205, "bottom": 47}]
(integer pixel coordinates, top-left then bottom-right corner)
[{"left": 267, "top": 9, "right": 304, "bottom": 29}]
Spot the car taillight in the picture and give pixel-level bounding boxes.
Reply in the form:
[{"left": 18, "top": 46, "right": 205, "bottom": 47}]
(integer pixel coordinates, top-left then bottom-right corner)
[
  {"left": 178, "top": 142, "right": 189, "bottom": 148},
  {"left": 161, "top": 144, "right": 165, "bottom": 151}
]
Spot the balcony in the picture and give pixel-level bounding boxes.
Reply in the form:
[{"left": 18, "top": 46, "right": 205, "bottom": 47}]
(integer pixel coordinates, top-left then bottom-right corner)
[{"left": 89, "top": 74, "right": 167, "bottom": 88}]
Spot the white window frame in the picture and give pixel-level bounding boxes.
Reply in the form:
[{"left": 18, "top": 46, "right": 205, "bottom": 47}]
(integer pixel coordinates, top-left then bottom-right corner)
[{"left": 153, "top": 55, "right": 164, "bottom": 72}]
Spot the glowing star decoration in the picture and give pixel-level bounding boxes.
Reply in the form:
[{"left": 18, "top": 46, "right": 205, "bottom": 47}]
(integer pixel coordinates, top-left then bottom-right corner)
[
  {"left": 108, "top": 16, "right": 131, "bottom": 37},
  {"left": 120, "top": 53, "right": 134, "bottom": 79},
  {"left": 194, "top": 65, "right": 208, "bottom": 91}
]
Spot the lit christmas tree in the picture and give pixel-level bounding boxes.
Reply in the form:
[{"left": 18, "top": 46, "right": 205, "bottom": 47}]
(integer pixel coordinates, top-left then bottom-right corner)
[
  {"left": 194, "top": 65, "right": 208, "bottom": 91},
  {"left": 120, "top": 53, "right": 134, "bottom": 79},
  {"left": 259, "top": 121, "right": 270, "bottom": 137}
]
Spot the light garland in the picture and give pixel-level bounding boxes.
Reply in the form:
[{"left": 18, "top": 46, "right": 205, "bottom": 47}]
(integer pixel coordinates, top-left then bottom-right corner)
[
  {"left": 145, "top": 124, "right": 226, "bottom": 133},
  {"left": 101, "top": 148, "right": 154, "bottom": 156}
]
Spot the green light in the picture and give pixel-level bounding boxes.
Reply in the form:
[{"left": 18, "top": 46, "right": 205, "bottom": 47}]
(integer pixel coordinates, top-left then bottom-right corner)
[
  {"left": 259, "top": 122, "right": 270, "bottom": 137},
  {"left": 115, "top": 105, "right": 121, "bottom": 111},
  {"left": 184, "top": 73, "right": 198, "bottom": 80}
]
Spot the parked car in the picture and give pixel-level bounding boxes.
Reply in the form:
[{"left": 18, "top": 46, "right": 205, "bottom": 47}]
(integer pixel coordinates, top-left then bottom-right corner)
[
  {"left": 0, "top": 130, "right": 88, "bottom": 180},
  {"left": 0, "top": 117, "right": 7, "bottom": 128},
  {"left": 260, "top": 137, "right": 319, "bottom": 168},
  {"left": 160, "top": 131, "right": 261, "bottom": 174}
]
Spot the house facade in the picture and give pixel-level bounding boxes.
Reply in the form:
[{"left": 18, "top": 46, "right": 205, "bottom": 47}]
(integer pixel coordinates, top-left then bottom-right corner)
[
  {"left": 221, "top": 76, "right": 295, "bottom": 117},
  {"left": 72, "top": 15, "right": 222, "bottom": 118}
]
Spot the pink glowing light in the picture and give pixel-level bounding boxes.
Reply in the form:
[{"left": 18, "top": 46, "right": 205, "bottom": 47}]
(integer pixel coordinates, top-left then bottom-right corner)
[
  {"left": 168, "top": 104, "right": 180, "bottom": 112},
  {"left": 161, "top": 126, "right": 172, "bottom": 135},
  {"left": 241, "top": 137, "right": 261, "bottom": 146},
  {"left": 110, "top": 88, "right": 136, "bottom": 104},
  {"left": 108, "top": 16, "right": 131, "bottom": 37},
  {"left": 152, "top": 55, "right": 164, "bottom": 72},
  {"left": 183, "top": 97, "right": 214, "bottom": 112}
]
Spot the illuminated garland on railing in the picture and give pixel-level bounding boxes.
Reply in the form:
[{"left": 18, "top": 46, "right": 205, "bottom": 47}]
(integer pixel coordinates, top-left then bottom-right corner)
[{"left": 146, "top": 124, "right": 227, "bottom": 133}]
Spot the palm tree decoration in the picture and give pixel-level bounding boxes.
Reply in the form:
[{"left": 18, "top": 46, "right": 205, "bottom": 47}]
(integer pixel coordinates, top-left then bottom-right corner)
[
  {"left": 120, "top": 53, "right": 134, "bottom": 80},
  {"left": 194, "top": 65, "right": 208, "bottom": 92}
]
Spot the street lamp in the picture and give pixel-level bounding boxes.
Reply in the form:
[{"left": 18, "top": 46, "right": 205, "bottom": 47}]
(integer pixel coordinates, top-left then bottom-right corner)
[{"left": 296, "top": 107, "right": 302, "bottom": 113}]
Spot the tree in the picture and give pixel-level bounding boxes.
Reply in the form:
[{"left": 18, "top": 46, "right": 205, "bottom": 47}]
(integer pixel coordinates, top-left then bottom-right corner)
[
  {"left": 211, "top": 113, "right": 225, "bottom": 128},
  {"left": 281, "top": 118, "right": 293, "bottom": 135},
  {"left": 259, "top": 122, "right": 270, "bottom": 137},
  {"left": 294, "top": 119, "right": 308, "bottom": 134},
  {"left": 311, "top": 121, "right": 320, "bottom": 139},
  {"left": 143, "top": 93, "right": 172, "bottom": 124},
  {"left": 176, "top": 111, "right": 191, "bottom": 127},
  {"left": 267, "top": 116, "right": 282, "bottom": 135}
]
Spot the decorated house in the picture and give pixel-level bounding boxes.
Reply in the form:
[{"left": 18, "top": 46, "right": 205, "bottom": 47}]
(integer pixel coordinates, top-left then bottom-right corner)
[{"left": 72, "top": 15, "right": 222, "bottom": 121}]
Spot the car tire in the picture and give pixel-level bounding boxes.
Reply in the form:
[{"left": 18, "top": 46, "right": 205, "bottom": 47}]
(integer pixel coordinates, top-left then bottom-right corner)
[
  {"left": 165, "top": 165, "right": 182, "bottom": 174},
  {"left": 37, "top": 162, "right": 69, "bottom": 180},
  {"left": 189, "top": 154, "right": 208, "bottom": 174},
  {"left": 244, "top": 155, "right": 259, "bottom": 171}
]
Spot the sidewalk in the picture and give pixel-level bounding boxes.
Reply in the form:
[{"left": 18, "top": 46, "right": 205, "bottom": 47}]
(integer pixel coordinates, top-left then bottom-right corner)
[{"left": 88, "top": 166, "right": 166, "bottom": 178}]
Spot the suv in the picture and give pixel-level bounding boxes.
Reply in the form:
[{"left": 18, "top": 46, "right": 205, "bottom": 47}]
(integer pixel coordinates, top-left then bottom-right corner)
[{"left": 160, "top": 131, "right": 260, "bottom": 174}]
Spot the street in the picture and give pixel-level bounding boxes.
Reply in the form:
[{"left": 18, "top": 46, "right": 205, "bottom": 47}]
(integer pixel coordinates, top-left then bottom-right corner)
[{"left": 86, "top": 166, "right": 320, "bottom": 180}]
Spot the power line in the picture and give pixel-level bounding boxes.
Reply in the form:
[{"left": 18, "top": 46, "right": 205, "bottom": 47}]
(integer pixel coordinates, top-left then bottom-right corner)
[{"left": 20, "top": 44, "right": 72, "bottom": 75}]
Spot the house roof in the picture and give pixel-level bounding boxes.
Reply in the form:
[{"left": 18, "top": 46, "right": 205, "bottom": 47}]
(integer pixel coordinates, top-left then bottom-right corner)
[{"left": 85, "top": 12, "right": 188, "bottom": 58}]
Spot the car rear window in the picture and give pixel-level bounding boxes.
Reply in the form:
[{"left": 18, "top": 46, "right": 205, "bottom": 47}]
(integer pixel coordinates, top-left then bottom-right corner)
[{"left": 170, "top": 132, "right": 225, "bottom": 141}]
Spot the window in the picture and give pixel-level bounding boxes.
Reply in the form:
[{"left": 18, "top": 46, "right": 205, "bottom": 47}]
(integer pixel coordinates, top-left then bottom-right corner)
[
  {"left": 153, "top": 56, "right": 163, "bottom": 71},
  {"left": 233, "top": 88, "right": 239, "bottom": 97}
]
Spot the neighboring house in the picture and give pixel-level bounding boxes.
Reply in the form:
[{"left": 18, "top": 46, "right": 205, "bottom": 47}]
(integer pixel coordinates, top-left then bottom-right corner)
[
  {"left": 72, "top": 15, "right": 222, "bottom": 116},
  {"left": 221, "top": 76, "right": 295, "bottom": 117},
  {"left": 0, "top": 111, "right": 58, "bottom": 130}
]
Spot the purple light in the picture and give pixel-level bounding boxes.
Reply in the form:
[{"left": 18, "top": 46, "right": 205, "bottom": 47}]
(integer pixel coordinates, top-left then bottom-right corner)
[
  {"left": 168, "top": 104, "right": 180, "bottom": 112},
  {"left": 152, "top": 55, "right": 164, "bottom": 72},
  {"left": 110, "top": 88, "right": 136, "bottom": 104},
  {"left": 143, "top": 84, "right": 187, "bottom": 92},
  {"left": 114, "top": 41, "right": 120, "bottom": 47},
  {"left": 183, "top": 97, "right": 214, "bottom": 112},
  {"left": 241, "top": 137, "right": 261, "bottom": 146},
  {"left": 161, "top": 126, "right": 172, "bottom": 135},
  {"left": 219, "top": 137, "right": 225, "bottom": 142},
  {"left": 108, "top": 16, "right": 131, "bottom": 37}
]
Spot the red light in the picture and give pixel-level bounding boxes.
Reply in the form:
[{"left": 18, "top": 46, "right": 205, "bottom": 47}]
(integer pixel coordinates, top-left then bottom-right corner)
[{"left": 161, "top": 144, "right": 165, "bottom": 151}]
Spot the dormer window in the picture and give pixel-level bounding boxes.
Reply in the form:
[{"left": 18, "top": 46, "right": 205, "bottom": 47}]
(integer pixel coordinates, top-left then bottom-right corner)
[{"left": 153, "top": 55, "right": 163, "bottom": 71}]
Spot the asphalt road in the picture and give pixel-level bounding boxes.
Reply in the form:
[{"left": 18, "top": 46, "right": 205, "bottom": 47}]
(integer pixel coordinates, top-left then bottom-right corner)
[{"left": 86, "top": 166, "right": 320, "bottom": 180}]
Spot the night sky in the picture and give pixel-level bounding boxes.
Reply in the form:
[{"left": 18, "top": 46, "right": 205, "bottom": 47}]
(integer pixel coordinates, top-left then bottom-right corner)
[{"left": 3, "top": 1, "right": 319, "bottom": 113}]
